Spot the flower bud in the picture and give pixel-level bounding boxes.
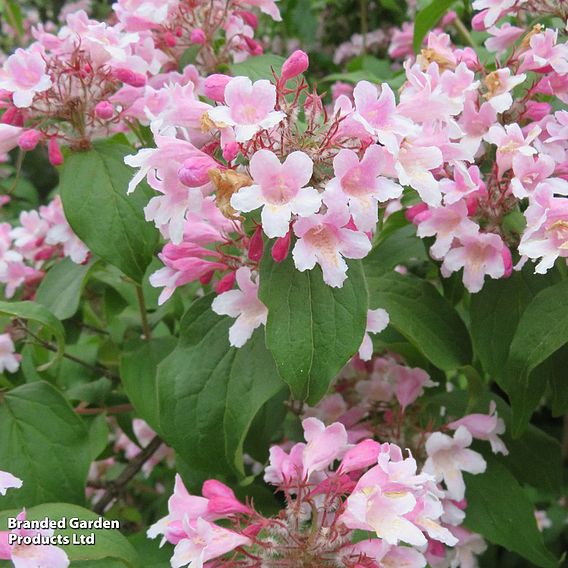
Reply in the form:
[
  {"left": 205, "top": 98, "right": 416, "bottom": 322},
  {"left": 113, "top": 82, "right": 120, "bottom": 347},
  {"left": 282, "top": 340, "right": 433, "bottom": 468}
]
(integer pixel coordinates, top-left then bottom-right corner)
[
  {"left": 502, "top": 245, "right": 512, "bottom": 278},
  {"left": 18, "top": 129, "right": 41, "bottom": 151},
  {"left": 271, "top": 230, "right": 291, "bottom": 262},
  {"left": 235, "top": 10, "right": 258, "bottom": 29},
  {"left": 114, "top": 68, "right": 146, "bottom": 87},
  {"left": 203, "top": 74, "right": 232, "bottom": 103},
  {"left": 523, "top": 100, "right": 551, "bottom": 121},
  {"left": 1, "top": 106, "right": 23, "bottom": 126},
  {"left": 190, "top": 28, "right": 207, "bottom": 45},
  {"left": 405, "top": 203, "right": 430, "bottom": 224},
  {"left": 163, "top": 31, "right": 177, "bottom": 47},
  {"left": 48, "top": 138, "right": 63, "bottom": 166},
  {"left": 471, "top": 11, "right": 488, "bottom": 31},
  {"left": 281, "top": 50, "right": 309, "bottom": 82},
  {"left": 215, "top": 271, "right": 236, "bottom": 293},
  {"left": 248, "top": 224, "right": 264, "bottom": 262},
  {"left": 222, "top": 142, "right": 239, "bottom": 163},
  {"left": 244, "top": 37, "right": 263, "bottom": 56},
  {"left": 94, "top": 101, "right": 114, "bottom": 120},
  {"left": 178, "top": 156, "right": 217, "bottom": 187},
  {"left": 441, "top": 10, "right": 457, "bottom": 26},
  {"left": 199, "top": 270, "right": 214, "bottom": 285},
  {"left": 456, "top": 47, "right": 479, "bottom": 70}
]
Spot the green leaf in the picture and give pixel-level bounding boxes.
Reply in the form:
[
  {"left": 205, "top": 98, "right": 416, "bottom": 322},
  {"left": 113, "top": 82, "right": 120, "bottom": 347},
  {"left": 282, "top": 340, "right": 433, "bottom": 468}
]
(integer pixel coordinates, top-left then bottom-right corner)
[
  {"left": 464, "top": 456, "right": 557, "bottom": 568},
  {"left": 0, "top": 504, "right": 140, "bottom": 567},
  {"left": 367, "top": 272, "right": 471, "bottom": 370},
  {"left": 364, "top": 224, "right": 429, "bottom": 281},
  {"left": 121, "top": 336, "right": 177, "bottom": 433},
  {"left": 1, "top": 0, "right": 24, "bottom": 37},
  {"left": 87, "top": 413, "right": 110, "bottom": 461},
  {"left": 128, "top": 533, "right": 170, "bottom": 568},
  {"left": 259, "top": 253, "right": 368, "bottom": 404},
  {"left": 501, "top": 278, "right": 568, "bottom": 436},
  {"left": 0, "top": 383, "right": 91, "bottom": 509},
  {"left": 413, "top": 0, "right": 455, "bottom": 52},
  {"left": 60, "top": 141, "right": 159, "bottom": 283},
  {"left": 0, "top": 300, "right": 65, "bottom": 370},
  {"left": 470, "top": 267, "right": 556, "bottom": 377},
  {"left": 230, "top": 54, "right": 285, "bottom": 81},
  {"left": 157, "top": 295, "right": 285, "bottom": 476},
  {"left": 36, "top": 258, "right": 96, "bottom": 320}
]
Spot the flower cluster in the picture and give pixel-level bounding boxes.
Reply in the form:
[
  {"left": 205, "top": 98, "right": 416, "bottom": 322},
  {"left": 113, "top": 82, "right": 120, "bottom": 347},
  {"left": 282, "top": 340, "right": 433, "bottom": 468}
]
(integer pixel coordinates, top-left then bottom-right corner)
[{"left": 151, "top": 408, "right": 499, "bottom": 568}]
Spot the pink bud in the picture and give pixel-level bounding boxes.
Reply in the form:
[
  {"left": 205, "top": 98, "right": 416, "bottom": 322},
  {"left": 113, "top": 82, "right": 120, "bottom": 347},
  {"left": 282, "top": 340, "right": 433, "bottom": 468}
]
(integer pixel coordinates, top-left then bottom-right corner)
[
  {"left": 1, "top": 106, "right": 23, "bottom": 126},
  {"left": 502, "top": 245, "right": 512, "bottom": 278},
  {"left": 18, "top": 129, "right": 41, "bottom": 151},
  {"left": 339, "top": 440, "right": 381, "bottom": 474},
  {"left": 456, "top": 47, "right": 479, "bottom": 70},
  {"left": 248, "top": 225, "right": 264, "bottom": 262},
  {"left": 405, "top": 203, "right": 430, "bottom": 224},
  {"left": 235, "top": 10, "right": 258, "bottom": 29},
  {"left": 441, "top": 10, "right": 457, "bottom": 26},
  {"left": 272, "top": 230, "right": 291, "bottom": 262},
  {"left": 48, "top": 138, "right": 63, "bottom": 166},
  {"left": 190, "top": 28, "right": 207, "bottom": 45},
  {"left": 471, "top": 11, "right": 488, "bottom": 31},
  {"left": 199, "top": 270, "right": 214, "bottom": 285},
  {"left": 244, "top": 37, "right": 263, "bottom": 56},
  {"left": 281, "top": 50, "right": 309, "bottom": 82},
  {"left": 523, "top": 101, "right": 552, "bottom": 121},
  {"left": 466, "top": 195, "right": 479, "bottom": 216},
  {"left": 222, "top": 142, "right": 239, "bottom": 163},
  {"left": 215, "top": 271, "right": 236, "bottom": 293},
  {"left": 428, "top": 540, "right": 446, "bottom": 558},
  {"left": 202, "top": 479, "right": 252, "bottom": 516},
  {"left": 94, "top": 101, "right": 114, "bottom": 120},
  {"left": 114, "top": 68, "right": 146, "bottom": 87},
  {"left": 203, "top": 74, "right": 232, "bottom": 103},
  {"left": 242, "top": 524, "right": 262, "bottom": 538},
  {"left": 178, "top": 156, "right": 217, "bottom": 187},
  {"left": 163, "top": 31, "right": 177, "bottom": 47}
]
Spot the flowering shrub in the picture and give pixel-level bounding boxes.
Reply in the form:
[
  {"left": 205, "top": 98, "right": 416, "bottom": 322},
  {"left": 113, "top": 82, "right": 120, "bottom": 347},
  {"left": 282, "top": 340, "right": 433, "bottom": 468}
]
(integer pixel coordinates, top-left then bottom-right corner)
[{"left": 0, "top": 0, "right": 567, "bottom": 566}]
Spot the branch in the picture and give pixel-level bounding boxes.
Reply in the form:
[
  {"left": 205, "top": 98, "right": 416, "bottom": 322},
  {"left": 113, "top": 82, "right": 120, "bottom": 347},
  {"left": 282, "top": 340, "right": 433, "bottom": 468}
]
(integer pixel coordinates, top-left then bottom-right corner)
[
  {"left": 93, "top": 435, "right": 162, "bottom": 515},
  {"left": 135, "top": 285, "right": 152, "bottom": 340}
]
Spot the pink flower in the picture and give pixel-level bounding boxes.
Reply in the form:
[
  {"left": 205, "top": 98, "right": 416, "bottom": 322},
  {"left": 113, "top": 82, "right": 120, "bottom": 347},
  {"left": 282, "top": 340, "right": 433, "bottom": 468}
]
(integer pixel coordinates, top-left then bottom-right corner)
[
  {"left": 483, "top": 68, "right": 526, "bottom": 113},
  {"left": 346, "top": 539, "right": 427, "bottom": 568},
  {"left": 341, "top": 485, "right": 426, "bottom": 546},
  {"left": 448, "top": 401, "right": 508, "bottom": 455},
  {"left": 264, "top": 443, "right": 305, "bottom": 485},
  {"left": 440, "top": 164, "right": 485, "bottom": 206},
  {"left": 231, "top": 149, "right": 320, "bottom": 238},
  {"left": 211, "top": 267, "right": 268, "bottom": 348},
  {"left": 459, "top": 99, "right": 497, "bottom": 156},
  {"left": 292, "top": 205, "right": 371, "bottom": 288},
  {"left": 352, "top": 81, "right": 416, "bottom": 149},
  {"left": 472, "top": 0, "right": 522, "bottom": 28},
  {"left": 0, "top": 48, "right": 52, "bottom": 108},
  {"left": 301, "top": 417, "right": 348, "bottom": 476},
  {"left": 520, "top": 29, "right": 568, "bottom": 75},
  {"left": 519, "top": 182, "right": 568, "bottom": 274},
  {"left": 441, "top": 231, "right": 509, "bottom": 293},
  {"left": 0, "top": 511, "right": 69, "bottom": 568},
  {"left": 324, "top": 146, "right": 402, "bottom": 232},
  {"left": 0, "top": 333, "right": 20, "bottom": 374},
  {"left": 510, "top": 154, "right": 556, "bottom": 199},
  {"left": 485, "top": 123, "right": 540, "bottom": 177},
  {"left": 0, "top": 124, "right": 22, "bottom": 154},
  {"left": 280, "top": 50, "right": 309, "bottom": 82},
  {"left": 208, "top": 77, "right": 285, "bottom": 142},
  {"left": 358, "top": 308, "right": 389, "bottom": 361},
  {"left": 170, "top": 518, "right": 251, "bottom": 568},
  {"left": 485, "top": 23, "right": 524, "bottom": 53},
  {"left": 394, "top": 366, "right": 437, "bottom": 409},
  {"left": 0, "top": 470, "right": 22, "bottom": 496},
  {"left": 339, "top": 439, "right": 382, "bottom": 474},
  {"left": 203, "top": 74, "right": 232, "bottom": 103},
  {"left": 202, "top": 480, "right": 252, "bottom": 517},
  {"left": 416, "top": 201, "right": 479, "bottom": 259},
  {"left": 424, "top": 426, "right": 487, "bottom": 500},
  {"left": 237, "top": 0, "right": 282, "bottom": 21}
]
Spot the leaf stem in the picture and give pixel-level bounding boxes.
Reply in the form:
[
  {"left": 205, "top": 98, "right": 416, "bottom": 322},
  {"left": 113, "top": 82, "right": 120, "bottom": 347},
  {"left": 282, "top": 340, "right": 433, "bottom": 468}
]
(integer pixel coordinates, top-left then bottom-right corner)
[{"left": 135, "top": 285, "right": 152, "bottom": 340}]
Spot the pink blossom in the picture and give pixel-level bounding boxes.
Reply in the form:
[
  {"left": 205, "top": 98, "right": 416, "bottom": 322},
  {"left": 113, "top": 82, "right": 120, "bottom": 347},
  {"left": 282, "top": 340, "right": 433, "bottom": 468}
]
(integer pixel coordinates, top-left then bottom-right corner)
[
  {"left": 0, "top": 124, "right": 22, "bottom": 154},
  {"left": 171, "top": 518, "right": 251, "bottom": 568},
  {"left": 520, "top": 29, "right": 568, "bottom": 75},
  {"left": 264, "top": 443, "right": 305, "bottom": 485},
  {"left": 485, "top": 23, "right": 524, "bottom": 53},
  {"left": 388, "top": 22, "right": 415, "bottom": 59},
  {"left": 483, "top": 68, "right": 526, "bottom": 113},
  {"left": 448, "top": 401, "right": 508, "bottom": 455},
  {"left": 231, "top": 149, "right": 320, "bottom": 238},
  {"left": 211, "top": 267, "right": 267, "bottom": 348},
  {"left": 0, "top": 48, "right": 52, "bottom": 108},
  {"left": 18, "top": 129, "right": 42, "bottom": 151},
  {"left": 358, "top": 308, "right": 389, "bottom": 361},
  {"left": 459, "top": 99, "right": 497, "bottom": 156},
  {"left": 424, "top": 426, "right": 487, "bottom": 500},
  {"left": 346, "top": 539, "right": 427, "bottom": 567},
  {"left": 301, "top": 417, "right": 348, "bottom": 476},
  {"left": 472, "top": 0, "right": 522, "bottom": 28},
  {"left": 236, "top": 0, "right": 282, "bottom": 21},
  {"left": 202, "top": 480, "right": 252, "bottom": 517},
  {"left": 208, "top": 77, "right": 285, "bottom": 142},
  {"left": 0, "top": 470, "right": 22, "bottom": 495},
  {"left": 203, "top": 74, "right": 232, "bottom": 103},
  {"left": 440, "top": 164, "right": 485, "bottom": 205},
  {"left": 324, "top": 146, "right": 402, "bottom": 232},
  {"left": 441, "top": 231, "right": 509, "bottom": 293},
  {"left": 416, "top": 201, "right": 479, "bottom": 259},
  {"left": 0, "top": 333, "right": 20, "bottom": 374},
  {"left": 292, "top": 205, "right": 371, "bottom": 288},
  {"left": 446, "top": 526, "right": 488, "bottom": 568},
  {"left": 394, "top": 366, "right": 437, "bottom": 409},
  {"left": 519, "top": 182, "right": 568, "bottom": 274},
  {"left": 485, "top": 123, "right": 540, "bottom": 177},
  {"left": 510, "top": 154, "right": 556, "bottom": 198},
  {"left": 0, "top": 510, "right": 69, "bottom": 568},
  {"left": 339, "top": 439, "right": 382, "bottom": 474}
]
